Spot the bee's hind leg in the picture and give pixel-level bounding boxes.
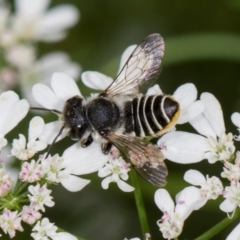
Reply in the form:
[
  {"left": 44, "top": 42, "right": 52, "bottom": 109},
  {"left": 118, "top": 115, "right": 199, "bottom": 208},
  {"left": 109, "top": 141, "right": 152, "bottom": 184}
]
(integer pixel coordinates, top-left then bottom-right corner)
[
  {"left": 101, "top": 142, "right": 112, "bottom": 155},
  {"left": 81, "top": 135, "right": 93, "bottom": 148}
]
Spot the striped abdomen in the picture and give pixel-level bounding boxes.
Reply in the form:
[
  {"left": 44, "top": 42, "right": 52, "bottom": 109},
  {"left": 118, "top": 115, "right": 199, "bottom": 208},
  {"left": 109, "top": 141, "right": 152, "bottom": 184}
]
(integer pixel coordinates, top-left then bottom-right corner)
[{"left": 124, "top": 95, "right": 180, "bottom": 137}]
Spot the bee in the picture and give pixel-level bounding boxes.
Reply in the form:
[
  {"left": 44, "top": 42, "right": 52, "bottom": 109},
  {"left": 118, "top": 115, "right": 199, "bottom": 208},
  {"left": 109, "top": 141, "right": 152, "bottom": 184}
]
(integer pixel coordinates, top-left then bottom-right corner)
[{"left": 32, "top": 33, "right": 180, "bottom": 187}]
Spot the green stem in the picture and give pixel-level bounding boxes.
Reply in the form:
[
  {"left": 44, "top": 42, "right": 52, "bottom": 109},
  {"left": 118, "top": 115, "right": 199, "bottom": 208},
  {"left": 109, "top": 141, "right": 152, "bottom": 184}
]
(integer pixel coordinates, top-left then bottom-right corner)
[
  {"left": 130, "top": 170, "right": 150, "bottom": 239},
  {"left": 14, "top": 182, "right": 28, "bottom": 196},
  {"left": 195, "top": 208, "right": 240, "bottom": 240}
]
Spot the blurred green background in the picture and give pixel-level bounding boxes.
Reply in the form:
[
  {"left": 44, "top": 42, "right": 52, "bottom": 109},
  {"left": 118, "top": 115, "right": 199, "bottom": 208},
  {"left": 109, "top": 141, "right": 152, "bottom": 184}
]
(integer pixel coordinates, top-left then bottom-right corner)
[{"left": 7, "top": 0, "right": 240, "bottom": 239}]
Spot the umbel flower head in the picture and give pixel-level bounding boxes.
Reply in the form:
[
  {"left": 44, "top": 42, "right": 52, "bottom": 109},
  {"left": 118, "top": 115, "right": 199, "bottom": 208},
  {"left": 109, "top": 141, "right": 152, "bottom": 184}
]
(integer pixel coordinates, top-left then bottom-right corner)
[{"left": 154, "top": 187, "right": 205, "bottom": 239}]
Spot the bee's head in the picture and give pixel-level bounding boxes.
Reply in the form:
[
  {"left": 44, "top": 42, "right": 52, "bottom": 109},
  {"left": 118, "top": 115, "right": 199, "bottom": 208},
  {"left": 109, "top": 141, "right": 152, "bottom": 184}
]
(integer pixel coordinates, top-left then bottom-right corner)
[{"left": 62, "top": 96, "right": 88, "bottom": 140}]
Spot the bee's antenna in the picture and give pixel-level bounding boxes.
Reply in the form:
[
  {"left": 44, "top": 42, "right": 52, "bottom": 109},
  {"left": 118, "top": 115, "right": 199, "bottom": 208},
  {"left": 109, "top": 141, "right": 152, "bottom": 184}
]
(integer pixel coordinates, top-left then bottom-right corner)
[
  {"left": 45, "top": 125, "right": 65, "bottom": 159},
  {"left": 30, "top": 107, "right": 62, "bottom": 115}
]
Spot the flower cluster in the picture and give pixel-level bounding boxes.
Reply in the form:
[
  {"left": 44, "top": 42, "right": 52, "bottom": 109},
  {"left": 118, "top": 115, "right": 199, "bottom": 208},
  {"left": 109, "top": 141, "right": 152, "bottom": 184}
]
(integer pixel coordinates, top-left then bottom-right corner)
[
  {"left": 0, "top": 90, "right": 70, "bottom": 238},
  {"left": 151, "top": 90, "right": 240, "bottom": 239},
  {"left": 30, "top": 40, "right": 240, "bottom": 239},
  {"left": 0, "top": 0, "right": 81, "bottom": 103},
  {"left": 0, "top": 90, "right": 112, "bottom": 239},
  {"left": 1, "top": 8, "right": 240, "bottom": 238}
]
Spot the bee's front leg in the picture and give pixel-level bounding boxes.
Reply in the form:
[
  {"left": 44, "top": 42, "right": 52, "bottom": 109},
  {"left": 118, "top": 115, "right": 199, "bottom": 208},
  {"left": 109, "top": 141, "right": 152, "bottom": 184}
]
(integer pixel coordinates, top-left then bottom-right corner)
[
  {"left": 101, "top": 142, "right": 112, "bottom": 154},
  {"left": 81, "top": 135, "right": 93, "bottom": 148}
]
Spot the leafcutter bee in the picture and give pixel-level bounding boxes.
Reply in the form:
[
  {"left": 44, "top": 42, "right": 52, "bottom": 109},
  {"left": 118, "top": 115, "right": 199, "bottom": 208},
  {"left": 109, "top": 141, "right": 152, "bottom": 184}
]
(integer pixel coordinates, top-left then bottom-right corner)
[{"left": 32, "top": 33, "right": 180, "bottom": 187}]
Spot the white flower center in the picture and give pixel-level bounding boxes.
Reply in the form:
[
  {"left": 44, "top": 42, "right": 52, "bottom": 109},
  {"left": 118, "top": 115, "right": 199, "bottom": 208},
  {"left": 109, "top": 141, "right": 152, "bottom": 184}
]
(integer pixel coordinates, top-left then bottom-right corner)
[{"left": 205, "top": 133, "right": 235, "bottom": 163}]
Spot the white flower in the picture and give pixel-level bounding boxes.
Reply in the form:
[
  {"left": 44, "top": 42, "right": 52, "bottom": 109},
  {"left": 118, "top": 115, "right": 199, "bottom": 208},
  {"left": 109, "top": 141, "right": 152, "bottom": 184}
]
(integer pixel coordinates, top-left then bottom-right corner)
[
  {"left": 184, "top": 169, "right": 223, "bottom": 201},
  {"left": 0, "top": 208, "right": 23, "bottom": 238},
  {"left": 31, "top": 52, "right": 81, "bottom": 84},
  {"left": 220, "top": 181, "right": 240, "bottom": 215},
  {"left": 21, "top": 205, "right": 41, "bottom": 225},
  {"left": 31, "top": 218, "right": 77, "bottom": 240},
  {"left": 28, "top": 183, "right": 55, "bottom": 212},
  {"left": 5, "top": 44, "right": 35, "bottom": 69},
  {"left": 98, "top": 157, "right": 134, "bottom": 192},
  {"left": 226, "top": 222, "right": 240, "bottom": 240},
  {"left": 21, "top": 52, "right": 81, "bottom": 105},
  {"left": 41, "top": 141, "right": 108, "bottom": 192},
  {"left": 221, "top": 154, "right": 240, "bottom": 181},
  {"left": 41, "top": 154, "right": 66, "bottom": 183},
  {"left": 31, "top": 217, "right": 57, "bottom": 240},
  {"left": 0, "top": 91, "right": 29, "bottom": 151},
  {"left": 12, "top": 0, "right": 79, "bottom": 42},
  {"left": 158, "top": 92, "right": 235, "bottom": 164},
  {"left": 19, "top": 159, "right": 43, "bottom": 182},
  {"left": 0, "top": 167, "right": 13, "bottom": 196},
  {"left": 154, "top": 187, "right": 204, "bottom": 239},
  {"left": 11, "top": 116, "right": 47, "bottom": 160}
]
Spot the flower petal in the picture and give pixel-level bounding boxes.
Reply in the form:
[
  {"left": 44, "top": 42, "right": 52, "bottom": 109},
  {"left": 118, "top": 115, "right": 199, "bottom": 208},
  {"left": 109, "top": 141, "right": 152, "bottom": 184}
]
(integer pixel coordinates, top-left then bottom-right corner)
[
  {"left": 36, "top": 52, "right": 81, "bottom": 82},
  {"left": 226, "top": 222, "right": 240, "bottom": 240},
  {"left": 51, "top": 72, "right": 82, "bottom": 102},
  {"left": 201, "top": 92, "right": 225, "bottom": 137},
  {"left": 38, "top": 5, "right": 79, "bottom": 36},
  {"left": 158, "top": 131, "right": 208, "bottom": 163},
  {"left": 81, "top": 71, "right": 113, "bottom": 91},
  {"left": 0, "top": 91, "right": 19, "bottom": 131},
  {"left": 39, "top": 121, "right": 67, "bottom": 144},
  {"left": 32, "top": 83, "right": 63, "bottom": 110},
  {"left": 184, "top": 169, "right": 206, "bottom": 185},
  {"left": 190, "top": 114, "right": 216, "bottom": 138},
  {"left": 16, "top": 0, "right": 49, "bottom": 18},
  {"left": 28, "top": 117, "right": 45, "bottom": 142},
  {"left": 1, "top": 99, "right": 29, "bottom": 135},
  {"left": 98, "top": 165, "right": 112, "bottom": 178},
  {"left": 175, "top": 186, "right": 202, "bottom": 220},
  {"left": 101, "top": 176, "right": 112, "bottom": 189},
  {"left": 154, "top": 189, "right": 174, "bottom": 212},
  {"left": 61, "top": 175, "right": 90, "bottom": 192},
  {"left": 51, "top": 232, "right": 78, "bottom": 240},
  {"left": 177, "top": 100, "right": 204, "bottom": 124},
  {"left": 37, "top": 31, "right": 67, "bottom": 42},
  {"left": 173, "top": 83, "right": 197, "bottom": 110},
  {"left": 231, "top": 112, "right": 240, "bottom": 129},
  {"left": 27, "top": 141, "right": 47, "bottom": 152},
  {"left": 118, "top": 45, "right": 137, "bottom": 72},
  {"left": 62, "top": 142, "right": 108, "bottom": 174},
  {"left": 117, "top": 180, "right": 134, "bottom": 192},
  {"left": 146, "top": 84, "right": 163, "bottom": 95},
  {"left": 220, "top": 199, "right": 236, "bottom": 213}
]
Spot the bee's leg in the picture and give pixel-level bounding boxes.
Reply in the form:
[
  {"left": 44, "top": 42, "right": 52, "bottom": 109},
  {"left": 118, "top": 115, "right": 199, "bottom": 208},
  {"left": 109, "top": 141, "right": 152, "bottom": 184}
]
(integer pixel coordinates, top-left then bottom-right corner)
[
  {"left": 101, "top": 142, "right": 112, "bottom": 155},
  {"left": 81, "top": 135, "right": 93, "bottom": 148}
]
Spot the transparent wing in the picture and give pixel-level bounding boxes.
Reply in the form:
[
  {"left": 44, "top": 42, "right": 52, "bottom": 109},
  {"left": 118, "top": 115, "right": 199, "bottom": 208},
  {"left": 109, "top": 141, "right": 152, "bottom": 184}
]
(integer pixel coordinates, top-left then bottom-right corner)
[
  {"left": 106, "top": 133, "right": 168, "bottom": 187},
  {"left": 102, "top": 33, "right": 165, "bottom": 96}
]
